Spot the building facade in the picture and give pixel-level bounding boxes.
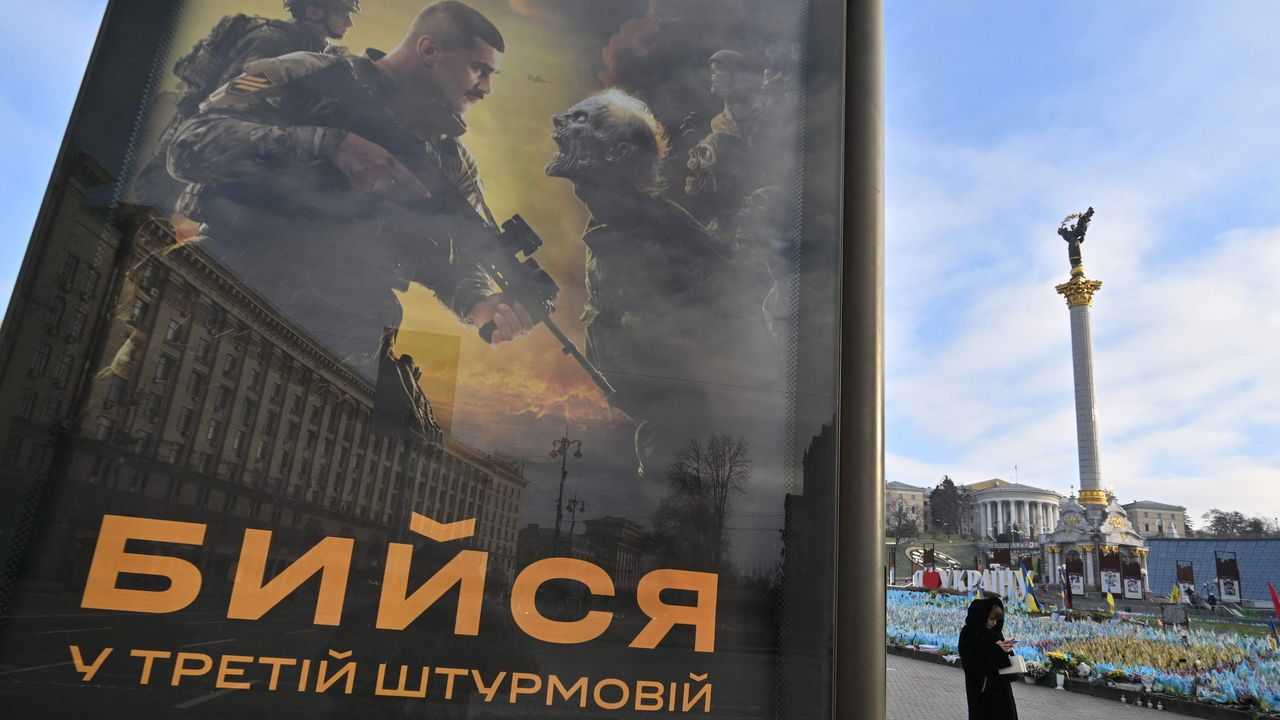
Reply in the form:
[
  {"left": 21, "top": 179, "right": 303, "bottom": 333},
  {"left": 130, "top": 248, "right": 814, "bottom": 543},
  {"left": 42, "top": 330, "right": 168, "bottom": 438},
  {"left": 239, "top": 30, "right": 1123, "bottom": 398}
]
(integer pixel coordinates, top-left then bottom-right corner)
[
  {"left": 966, "top": 478, "right": 1061, "bottom": 540},
  {"left": 885, "top": 480, "right": 929, "bottom": 531},
  {"left": 1121, "top": 500, "right": 1187, "bottom": 538},
  {"left": 1, "top": 154, "right": 528, "bottom": 598}
]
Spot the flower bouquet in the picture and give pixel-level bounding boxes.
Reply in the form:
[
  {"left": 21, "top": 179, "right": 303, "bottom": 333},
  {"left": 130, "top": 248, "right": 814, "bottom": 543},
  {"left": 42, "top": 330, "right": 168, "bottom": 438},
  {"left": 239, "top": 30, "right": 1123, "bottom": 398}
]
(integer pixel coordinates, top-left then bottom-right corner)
[
  {"left": 1044, "top": 651, "right": 1074, "bottom": 674},
  {"left": 1024, "top": 660, "right": 1048, "bottom": 685},
  {"left": 1103, "top": 669, "right": 1130, "bottom": 683}
]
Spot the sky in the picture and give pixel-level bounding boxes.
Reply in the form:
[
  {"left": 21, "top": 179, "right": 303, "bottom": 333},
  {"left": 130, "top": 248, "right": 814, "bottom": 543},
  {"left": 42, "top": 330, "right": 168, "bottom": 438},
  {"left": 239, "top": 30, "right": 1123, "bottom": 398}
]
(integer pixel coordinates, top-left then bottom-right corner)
[{"left": 3, "top": 1, "right": 1279, "bottom": 529}]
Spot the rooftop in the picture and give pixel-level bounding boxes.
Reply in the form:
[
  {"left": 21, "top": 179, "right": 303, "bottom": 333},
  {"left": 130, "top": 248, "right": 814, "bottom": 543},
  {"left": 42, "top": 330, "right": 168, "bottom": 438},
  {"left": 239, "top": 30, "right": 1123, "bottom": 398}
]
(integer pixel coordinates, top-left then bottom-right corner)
[
  {"left": 1121, "top": 500, "right": 1186, "bottom": 511},
  {"left": 964, "top": 478, "right": 1061, "bottom": 496}
]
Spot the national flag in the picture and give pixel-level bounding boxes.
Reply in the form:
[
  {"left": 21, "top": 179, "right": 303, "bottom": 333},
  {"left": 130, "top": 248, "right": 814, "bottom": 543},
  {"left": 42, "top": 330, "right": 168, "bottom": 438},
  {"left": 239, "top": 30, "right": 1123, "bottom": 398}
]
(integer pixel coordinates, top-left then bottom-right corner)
[
  {"left": 1268, "top": 581, "right": 1280, "bottom": 620},
  {"left": 1017, "top": 564, "right": 1040, "bottom": 613},
  {"left": 1106, "top": 592, "right": 1116, "bottom": 614},
  {"left": 1169, "top": 582, "right": 1182, "bottom": 604}
]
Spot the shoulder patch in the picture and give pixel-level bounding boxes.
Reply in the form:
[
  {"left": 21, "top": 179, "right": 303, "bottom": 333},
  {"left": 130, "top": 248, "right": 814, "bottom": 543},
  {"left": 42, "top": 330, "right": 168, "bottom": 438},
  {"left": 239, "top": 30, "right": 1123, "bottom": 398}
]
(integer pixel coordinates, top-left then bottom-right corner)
[
  {"left": 227, "top": 71, "right": 273, "bottom": 95},
  {"left": 242, "top": 51, "right": 341, "bottom": 87}
]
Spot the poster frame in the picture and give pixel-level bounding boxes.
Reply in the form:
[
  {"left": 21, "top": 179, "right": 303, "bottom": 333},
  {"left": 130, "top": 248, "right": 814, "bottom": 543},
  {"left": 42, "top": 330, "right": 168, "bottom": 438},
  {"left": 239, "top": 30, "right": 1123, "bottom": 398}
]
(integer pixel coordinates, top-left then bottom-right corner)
[{"left": 0, "top": 0, "right": 886, "bottom": 715}]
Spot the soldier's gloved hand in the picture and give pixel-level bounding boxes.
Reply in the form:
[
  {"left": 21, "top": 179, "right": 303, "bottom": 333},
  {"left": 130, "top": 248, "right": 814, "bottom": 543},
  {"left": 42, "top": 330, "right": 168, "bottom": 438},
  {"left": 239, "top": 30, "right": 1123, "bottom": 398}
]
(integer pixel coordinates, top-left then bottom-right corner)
[
  {"left": 330, "top": 133, "right": 432, "bottom": 200},
  {"left": 470, "top": 295, "right": 534, "bottom": 345}
]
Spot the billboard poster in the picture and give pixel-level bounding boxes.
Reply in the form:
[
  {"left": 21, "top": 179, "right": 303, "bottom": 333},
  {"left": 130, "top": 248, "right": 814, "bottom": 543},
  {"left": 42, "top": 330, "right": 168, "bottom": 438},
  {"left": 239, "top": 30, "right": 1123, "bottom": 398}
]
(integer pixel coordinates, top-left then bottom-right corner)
[
  {"left": 1176, "top": 560, "right": 1195, "bottom": 600},
  {"left": 1121, "top": 559, "right": 1144, "bottom": 600},
  {"left": 1218, "top": 579, "right": 1241, "bottom": 603},
  {"left": 1216, "top": 551, "right": 1242, "bottom": 603},
  {"left": 1069, "top": 574, "right": 1085, "bottom": 595},
  {"left": 0, "top": 0, "right": 873, "bottom": 717},
  {"left": 1100, "top": 570, "right": 1121, "bottom": 595},
  {"left": 1122, "top": 577, "right": 1143, "bottom": 601}
]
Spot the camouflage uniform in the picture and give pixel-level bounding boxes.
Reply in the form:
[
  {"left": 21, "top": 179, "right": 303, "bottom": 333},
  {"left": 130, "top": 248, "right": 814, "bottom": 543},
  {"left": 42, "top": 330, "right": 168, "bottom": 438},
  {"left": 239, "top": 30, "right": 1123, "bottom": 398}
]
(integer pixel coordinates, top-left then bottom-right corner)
[
  {"left": 204, "top": 16, "right": 334, "bottom": 90},
  {"left": 132, "top": 15, "right": 341, "bottom": 211},
  {"left": 167, "top": 51, "right": 494, "bottom": 379}
]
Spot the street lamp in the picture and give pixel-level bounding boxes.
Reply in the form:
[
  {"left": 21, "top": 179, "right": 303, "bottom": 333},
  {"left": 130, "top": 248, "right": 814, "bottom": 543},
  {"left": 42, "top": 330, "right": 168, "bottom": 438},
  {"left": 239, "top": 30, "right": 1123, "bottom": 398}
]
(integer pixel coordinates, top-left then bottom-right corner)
[
  {"left": 565, "top": 495, "right": 586, "bottom": 556},
  {"left": 549, "top": 429, "right": 583, "bottom": 556}
]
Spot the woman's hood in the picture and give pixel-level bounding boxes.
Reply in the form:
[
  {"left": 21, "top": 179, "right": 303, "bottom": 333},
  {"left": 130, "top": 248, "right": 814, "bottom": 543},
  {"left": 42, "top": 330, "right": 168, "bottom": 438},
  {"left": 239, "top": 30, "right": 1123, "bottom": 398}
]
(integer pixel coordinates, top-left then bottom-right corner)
[{"left": 964, "top": 596, "right": 1004, "bottom": 633}]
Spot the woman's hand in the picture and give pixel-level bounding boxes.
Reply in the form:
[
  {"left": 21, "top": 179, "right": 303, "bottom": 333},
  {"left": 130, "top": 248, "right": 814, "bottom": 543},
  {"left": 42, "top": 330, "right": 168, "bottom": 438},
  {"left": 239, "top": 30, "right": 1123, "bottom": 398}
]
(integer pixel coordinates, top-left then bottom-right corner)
[{"left": 996, "top": 640, "right": 1017, "bottom": 653}]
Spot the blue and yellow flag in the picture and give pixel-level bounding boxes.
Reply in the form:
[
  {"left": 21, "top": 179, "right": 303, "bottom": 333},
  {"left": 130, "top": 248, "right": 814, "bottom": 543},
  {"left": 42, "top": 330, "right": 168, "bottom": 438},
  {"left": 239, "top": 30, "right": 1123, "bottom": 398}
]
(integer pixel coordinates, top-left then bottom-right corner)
[
  {"left": 1106, "top": 592, "right": 1116, "bottom": 614},
  {"left": 1017, "top": 565, "right": 1040, "bottom": 613}
]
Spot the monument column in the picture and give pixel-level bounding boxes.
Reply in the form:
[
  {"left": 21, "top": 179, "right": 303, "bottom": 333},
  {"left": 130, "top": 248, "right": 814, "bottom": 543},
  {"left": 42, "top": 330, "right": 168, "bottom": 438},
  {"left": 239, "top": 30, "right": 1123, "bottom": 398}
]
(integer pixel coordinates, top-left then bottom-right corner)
[{"left": 1055, "top": 208, "right": 1107, "bottom": 507}]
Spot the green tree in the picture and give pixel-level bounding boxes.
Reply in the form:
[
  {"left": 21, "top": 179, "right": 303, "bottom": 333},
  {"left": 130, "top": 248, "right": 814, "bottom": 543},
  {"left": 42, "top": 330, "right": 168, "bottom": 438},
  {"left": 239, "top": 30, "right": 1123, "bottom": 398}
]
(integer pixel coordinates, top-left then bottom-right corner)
[
  {"left": 1201, "top": 508, "right": 1279, "bottom": 538},
  {"left": 929, "top": 475, "right": 963, "bottom": 538}
]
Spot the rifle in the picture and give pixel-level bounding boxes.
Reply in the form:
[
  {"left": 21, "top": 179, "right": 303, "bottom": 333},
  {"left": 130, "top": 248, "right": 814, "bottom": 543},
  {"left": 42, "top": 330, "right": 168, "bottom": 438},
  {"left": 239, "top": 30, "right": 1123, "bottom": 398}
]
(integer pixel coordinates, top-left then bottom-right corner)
[
  {"left": 473, "top": 215, "right": 615, "bottom": 399},
  {"left": 318, "top": 62, "right": 616, "bottom": 399}
]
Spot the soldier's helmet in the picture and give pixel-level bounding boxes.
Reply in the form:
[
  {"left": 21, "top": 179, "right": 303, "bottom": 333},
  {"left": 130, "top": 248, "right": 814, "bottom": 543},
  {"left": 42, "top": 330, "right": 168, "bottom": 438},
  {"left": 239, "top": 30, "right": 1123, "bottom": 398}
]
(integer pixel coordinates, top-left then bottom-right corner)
[
  {"left": 283, "top": 0, "right": 362, "bottom": 14},
  {"left": 707, "top": 50, "right": 751, "bottom": 70}
]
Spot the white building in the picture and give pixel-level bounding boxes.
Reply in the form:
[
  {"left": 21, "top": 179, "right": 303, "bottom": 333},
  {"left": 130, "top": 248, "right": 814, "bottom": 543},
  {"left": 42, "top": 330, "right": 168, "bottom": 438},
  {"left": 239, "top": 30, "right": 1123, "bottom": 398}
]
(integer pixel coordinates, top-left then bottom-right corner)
[{"left": 966, "top": 478, "right": 1061, "bottom": 540}]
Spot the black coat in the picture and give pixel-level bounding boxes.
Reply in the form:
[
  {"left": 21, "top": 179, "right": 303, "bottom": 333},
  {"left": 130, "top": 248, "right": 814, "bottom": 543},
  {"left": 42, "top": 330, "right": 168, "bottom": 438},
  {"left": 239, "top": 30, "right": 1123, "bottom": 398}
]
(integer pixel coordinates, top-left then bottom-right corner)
[{"left": 958, "top": 597, "right": 1019, "bottom": 720}]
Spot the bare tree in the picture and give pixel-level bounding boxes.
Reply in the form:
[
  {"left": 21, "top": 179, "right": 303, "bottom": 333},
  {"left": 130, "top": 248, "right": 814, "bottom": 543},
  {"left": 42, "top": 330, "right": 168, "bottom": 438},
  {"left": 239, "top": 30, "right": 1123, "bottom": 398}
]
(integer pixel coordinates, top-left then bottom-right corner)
[{"left": 652, "top": 435, "right": 751, "bottom": 570}]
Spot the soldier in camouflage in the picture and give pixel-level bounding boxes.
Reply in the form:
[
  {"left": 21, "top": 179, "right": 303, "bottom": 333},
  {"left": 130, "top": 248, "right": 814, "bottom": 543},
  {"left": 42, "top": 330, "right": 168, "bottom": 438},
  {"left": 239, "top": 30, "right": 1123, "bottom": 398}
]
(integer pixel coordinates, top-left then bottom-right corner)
[
  {"left": 203, "top": 0, "right": 361, "bottom": 94},
  {"left": 133, "top": 0, "right": 362, "bottom": 210},
  {"left": 166, "top": 0, "right": 533, "bottom": 379}
]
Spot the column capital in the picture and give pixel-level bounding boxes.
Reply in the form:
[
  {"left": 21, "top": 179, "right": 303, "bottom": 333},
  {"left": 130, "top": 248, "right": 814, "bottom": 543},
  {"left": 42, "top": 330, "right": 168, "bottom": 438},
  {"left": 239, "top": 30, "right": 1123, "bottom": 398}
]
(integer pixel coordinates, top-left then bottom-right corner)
[
  {"left": 1078, "top": 488, "right": 1108, "bottom": 505},
  {"left": 1055, "top": 274, "right": 1103, "bottom": 308}
]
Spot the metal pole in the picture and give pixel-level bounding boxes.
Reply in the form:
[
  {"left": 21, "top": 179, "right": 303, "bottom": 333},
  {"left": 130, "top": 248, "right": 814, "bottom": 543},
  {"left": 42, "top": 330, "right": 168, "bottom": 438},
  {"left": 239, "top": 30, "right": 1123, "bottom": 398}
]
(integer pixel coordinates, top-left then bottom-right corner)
[
  {"left": 565, "top": 495, "right": 583, "bottom": 557},
  {"left": 836, "top": 0, "right": 885, "bottom": 717},
  {"left": 552, "top": 437, "right": 567, "bottom": 555},
  {"left": 549, "top": 430, "right": 581, "bottom": 556}
]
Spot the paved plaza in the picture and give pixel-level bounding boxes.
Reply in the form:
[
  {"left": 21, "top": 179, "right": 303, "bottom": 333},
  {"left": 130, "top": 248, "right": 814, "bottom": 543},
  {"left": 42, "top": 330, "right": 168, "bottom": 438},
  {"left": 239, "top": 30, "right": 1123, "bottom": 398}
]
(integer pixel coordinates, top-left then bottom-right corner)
[{"left": 887, "top": 654, "right": 1192, "bottom": 719}]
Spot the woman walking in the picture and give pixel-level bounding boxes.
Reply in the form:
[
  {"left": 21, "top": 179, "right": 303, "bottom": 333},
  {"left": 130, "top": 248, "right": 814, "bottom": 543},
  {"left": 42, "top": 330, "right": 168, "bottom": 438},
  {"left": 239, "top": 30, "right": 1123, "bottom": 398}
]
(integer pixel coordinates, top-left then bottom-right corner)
[{"left": 958, "top": 596, "right": 1019, "bottom": 719}]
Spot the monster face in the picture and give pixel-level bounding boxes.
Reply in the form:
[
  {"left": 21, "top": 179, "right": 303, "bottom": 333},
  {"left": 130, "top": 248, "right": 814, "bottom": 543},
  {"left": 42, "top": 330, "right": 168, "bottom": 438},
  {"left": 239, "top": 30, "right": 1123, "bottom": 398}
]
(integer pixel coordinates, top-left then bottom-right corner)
[
  {"left": 546, "top": 96, "right": 612, "bottom": 181},
  {"left": 546, "top": 90, "right": 668, "bottom": 193}
]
